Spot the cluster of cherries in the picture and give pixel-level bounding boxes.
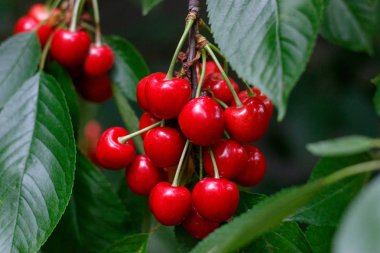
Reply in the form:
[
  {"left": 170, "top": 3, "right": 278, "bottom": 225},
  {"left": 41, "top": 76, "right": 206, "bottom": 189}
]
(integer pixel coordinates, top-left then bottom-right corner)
[
  {"left": 13, "top": 2, "right": 114, "bottom": 103},
  {"left": 95, "top": 56, "right": 272, "bottom": 238}
]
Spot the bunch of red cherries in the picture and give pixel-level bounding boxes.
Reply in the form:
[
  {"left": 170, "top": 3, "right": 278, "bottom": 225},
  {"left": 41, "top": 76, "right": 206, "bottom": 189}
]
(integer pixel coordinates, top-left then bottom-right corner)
[
  {"left": 96, "top": 51, "right": 272, "bottom": 238},
  {"left": 13, "top": 1, "right": 114, "bottom": 103}
]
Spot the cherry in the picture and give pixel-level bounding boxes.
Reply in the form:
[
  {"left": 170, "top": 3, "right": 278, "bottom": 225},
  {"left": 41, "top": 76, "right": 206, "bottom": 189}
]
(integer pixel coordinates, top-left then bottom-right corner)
[
  {"left": 192, "top": 178, "right": 239, "bottom": 223},
  {"left": 136, "top": 75, "right": 153, "bottom": 112},
  {"left": 125, "top": 155, "right": 164, "bottom": 196},
  {"left": 83, "top": 120, "right": 102, "bottom": 165},
  {"left": 149, "top": 182, "right": 191, "bottom": 226},
  {"left": 178, "top": 96, "right": 224, "bottom": 146},
  {"left": 233, "top": 87, "right": 274, "bottom": 119},
  {"left": 145, "top": 73, "right": 191, "bottom": 119},
  {"left": 182, "top": 209, "right": 219, "bottom": 239},
  {"left": 234, "top": 145, "right": 266, "bottom": 186},
  {"left": 197, "top": 61, "right": 221, "bottom": 79},
  {"left": 95, "top": 127, "right": 136, "bottom": 170},
  {"left": 203, "top": 73, "right": 239, "bottom": 105},
  {"left": 50, "top": 29, "right": 91, "bottom": 68},
  {"left": 224, "top": 97, "right": 269, "bottom": 143},
  {"left": 143, "top": 127, "right": 185, "bottom": 167},
  {"left": 76, "top": 74, "right": 112, "bottom": 103},
  {"left": 83, "top": 44, "right": 114, "bottom": 76},
  {"left": 13, "top": 16, "right": 52, "bottom": 47},
  {"left": 139, "top": 112, "right": 160, "bottom": 139},
  {"left": 203, "top": 139, "right": 248, "bottom": 179},
  {"left": 28, "top": 3, "right": 59, "bottom": 25}
]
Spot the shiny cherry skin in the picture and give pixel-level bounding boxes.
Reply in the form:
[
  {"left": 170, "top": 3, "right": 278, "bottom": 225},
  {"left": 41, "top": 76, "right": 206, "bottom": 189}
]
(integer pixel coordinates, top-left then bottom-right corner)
[
  {"left": 145, "top": 73, "right": 191, "bottom": 119},
  {"left": 50, "top": 29, "right": 91, "bottom": 68},
  {"left": 149, "top": 182, "right": 191, "bottom": 226},
  {"left": 84, "top": 44, "right": 114, "bottom": 76},
  {"left": 139, "top": 112, "right": 160, "bottom": 139},
  {"left": 234, "top": 145, "right": 266, "bottom": 186},
  {"left": 182, "top": 209, "right": 219, "bottom": 239},
  {"left": 192, "top": 178, "right": 239, "bottom": 223},
  {"left": 143, "top": 127, "right": 185, "bottom": 167},
  {"left": 125, "top": 155, "right": 164, "bottom": 196},
  {"left": 203, "top": 139, "right": 248, "bottom": 179},
  {"left": 95, "top": 127, "right": 136, "bottom": 170},
  {"left": 178, "top": 96, "right": 224, "bottom": 146},
  {"left": 13, "top": 16, "right": 52, "bottom": 46},
  {"left": 28, "top": 4, "right": 60, "bottom": 25},
  {"left": 203, "top": 73, "right": 239, "bottom": 105},
  {"left": 76, "top": 74, "right": 112, "bottom": 103},
  {"left": 233, "top": 87, "right": 274, "bottom": 119},
  {"left": 224, "top": 97, "right": 269, "bottom": 143},
  {"left": 136, "top": 75, "right": 153, "bottom": 112},
  {"left": 197, "top": 61, "right": 221, "bottom": 79}
]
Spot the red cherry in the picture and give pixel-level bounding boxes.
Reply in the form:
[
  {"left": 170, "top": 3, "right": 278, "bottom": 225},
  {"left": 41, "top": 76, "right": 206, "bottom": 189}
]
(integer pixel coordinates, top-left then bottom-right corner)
[
  {"left": 50, "top": 29, "right": 91, "bottom": 68},
  {"left": 28, "top": 4, "right": 60, "bottom": 25},
  {"left": 13, "top": 16, "right": 52, "bottom": 47},
  {"left": 234, "top": 145, "right": 266, "bottom": 186},
  {"left": 233, "top": 87, "right": 274, "bottom": 119},
  {"left": 136, "top": 75, "right": 153, "bottom": 112},
  {"left": 76, "top": 74, "right": 112, "bottom": 103},
  {"left": 192, "top": 178, "right": 239, "bottom": 223},
  {"left": 203, "top": 73, "right": 239, "bottom": 105},
  {"left": 84, "top": 44, "right": 114, "bottom": 76},
  {"left": 197, "top": 61, "right": 221, "bottom": 79},
  {"left": 149, "top": 182, "right": 191, "bottom": 226},
  {"left": 145, "top": 73, "right": 191, "bottom": 119},
  {"left": 182, "top": 209, "right": 219, "bottom": 239},
  {"left": 95, "top": 127, "right": 136, "bottom": 170},
  {"left": 178, "top": 96, "right": 224, "bottom": 146},
  {"left": 125, "top": 155, "right": 164, "bottom": 196},
  {"left": 143, "top": 127, "right": 185, "bottom": 167},
  {"left": 203, "top": 139, "right": 248, "bottom": 179},
  {"left": 83, "top": 120, "right": 102, "bottom": 165},
  {"left": 139, "top": 112, "right": 160, "bottom": 139},
  {"left": 224, "top": 97, "right": 269, "bottom": 143}
]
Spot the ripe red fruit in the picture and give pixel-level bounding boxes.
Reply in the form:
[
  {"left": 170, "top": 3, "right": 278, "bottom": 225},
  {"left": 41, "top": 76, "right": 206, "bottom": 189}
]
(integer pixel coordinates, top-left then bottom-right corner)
[
  {"left": 224, "top": 97, "right": 269, "bottom": 143},
  {"left": 50, "top": 29, "right": 91, "bottom": 68},
  {"left": 95, "top": 127, "right": 136, "bottom": 170},
  {"left": 28, "top": 4, "right": 59, "bottom": 25},
  {"left": 197, "top": 61, "right": 221, "bottom": 79},
  {"left": 192, "top": 178, "right": 239, "bottom": 223},
  {"left": 182, "top": 209, "right": 219, "bottom": 239},
  {"left": 13, "top": 16, "right": 52, "bottom": 46},
  {"left": 203, "top": 139, "right": 248, "bottom": 179},
  {"left": 139, "top": 112, "right": 160, "bottom": 139},
  {"left": 234, "top": 87, "right": 274, "bottom": 119},
  {"left": 145, "top": 73, "right": 191, "bottom": 119},
  {"left": 136, "top": 75, "right": 154, "bottom": 112},
  {"left": 125, "top": 155, "right": 164, "bottom": 196},
  {"left": 203, "top": 73, "right": 239, "bottom": 105},
  {"left": 234, "top": 145, "right": 266, "bottom": 186},
  {"left": 76, "top": 74, "right": 112, "bottom": 103},
  {"left": 149, "top": 182, "right": 191, "bottom": 226},
  {"left": 83, "top": 44, "right": 114, "bottom": 76},
  {"left": 143, "top": 127, "right": 185, "bottom": 167},
  {"left": 178, "top": 96, "right": 224, "bottom": 146}
]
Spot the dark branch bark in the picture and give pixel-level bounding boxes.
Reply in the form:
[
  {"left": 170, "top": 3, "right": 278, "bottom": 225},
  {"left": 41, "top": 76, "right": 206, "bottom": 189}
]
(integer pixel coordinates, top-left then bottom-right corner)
[{"left": 188, "top": 0, "right": 200, "bottom": 98}]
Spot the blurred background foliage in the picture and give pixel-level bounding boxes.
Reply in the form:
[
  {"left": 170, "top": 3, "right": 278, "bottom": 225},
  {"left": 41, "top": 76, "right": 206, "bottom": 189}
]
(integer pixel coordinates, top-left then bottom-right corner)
[{"left": 1, "top": 0, "right": 379, "bottom": 194}]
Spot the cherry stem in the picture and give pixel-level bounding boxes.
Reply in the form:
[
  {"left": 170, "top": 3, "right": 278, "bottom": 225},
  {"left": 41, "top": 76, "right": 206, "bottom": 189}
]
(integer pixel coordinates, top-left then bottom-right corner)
[
  {"left": 39, "top": 34, "right": 54, "bottom": 71},
  {"left": 91, "top": 0, "right": 102, "bottom": 46},
  {"left": 224, "top": 130, "right": 231, "bottom": 139},
  {"left": 199, "top": 146, "right": 203, "bottom": 179},
  {"left": 45, "top": 0, "right": 55, "bottom": 8},
  {"left": 69, "top": 0, "right": 84, "bottom": 32},
  {"left": 209, "top": 43, "right": 228, "bottom": 74},
  {"left": 117, "top": 121, "right": 162, "bottom": 144},
  {"left": 205, "top": 44, "right": 242, "bottom": 107},
  {"left": 243, "top": 82, "right": 255, "bottom": 97},
  {"left": 195, "top": 49, "right": 207, "bottom": 98},
  {"left": 166, "top": 18, "right": 195, "bottom": 80},
  {"left": 172, "top": 140, "right": 190, "bottom": 187},
  {"left": 209, "top": 147, "right": 220, "bottom": 179},
  {"left": 213, "top": 97, "right": 228, "bottom": 109},
  {"left": 199, "top": 19, "right": 211, "bottom": 34}
]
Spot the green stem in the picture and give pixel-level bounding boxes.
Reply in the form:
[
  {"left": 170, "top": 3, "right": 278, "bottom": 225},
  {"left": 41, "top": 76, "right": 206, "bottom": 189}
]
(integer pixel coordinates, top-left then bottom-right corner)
[
  {"left": 39, "top": 34, "right": 54, "bottom": 71},
  {"left": 166, "top": 19, "right": 195, "bottom": 80},
  {"left": 199, "top": 146, "right": 203, "bottom": 179},
  {"left": 69, "top": 0, "right": 84, "bottom": 32},
  {"left": 118, "top": 121, "right": 162, "bottom": 144},
  {"left": 371, "top": 139, "right": 380, "bottom": 148},
  {"left": 199, "top": 19, "right": 212, "bottom": 34},
  {"left": 195, "top": 49, "right": 207, "bottom": 98},
  {"left": 209, "top": 147, "right": 220, "bottom": 179},
  {"left": 46, "top": 0, "right": 55, "bottom": 8},
  {"left": 91, "top": 0, "right": 102, "bottom": 46},
  {"left": 224, "top": 130, "right": 231, "bottom": 139},
  {"left": 243, "top": 82, "right": 255, "bottom": 97},
  {"left": 172, "top": 140, "right": 190, "bottom": 187},
  {"left": 213, "top": 97, "right": 228, "bottom": 109},
  {"left": 209, "top": 43, "right": 228, "bottom": 73},
  {"left": 205, "top": 44, "right": 242, "bottom": 107}
]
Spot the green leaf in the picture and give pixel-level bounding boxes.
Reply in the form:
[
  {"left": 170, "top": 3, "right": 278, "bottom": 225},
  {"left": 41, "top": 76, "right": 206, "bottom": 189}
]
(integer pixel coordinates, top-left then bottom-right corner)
[
  {"left": 43, "top": 152, "right": 128, "bottom": 253},
  {"left": 100, "top": 233, "right": 148, "bottom": 253},
  {"left": 236, "top": 191, "right": 266, "bottom": 216},
  {"left": 206, "top": 0, "right": 324, "bottom": 119},
  {"left": 333, "top": 175, "right": 380, "bottom": 253},
  {"left": 46, "top": 62, "right": 80, "bottom": 135},
  {"left": 306, "top": 135, "right": 376, "bottom": 156},
  {"left": 141, "top": 0, "right": 163, "bottom": 15},
  {"left": 0, "top": 32, "right": 41, "bottom": 108},
  {"left": 291, "top": 154, "right": 370, "bottom": 226},
  {"left": 305, "top": 225, "right": 335, "bottom": 253},
  {"left": 0, "top": 72, "right": 76, "bottom": 253},
  {"left": 372, "top": 74, "right": 380, "bottom": 117},
  {"left": 175, "top": 226, "right": 199, "bottom": 253},
  {"left": 106, "top": 36, "right": 150, "bottom": 103},
  {"left": 321, "top": 0, "right": 377, "bottom": 53}
]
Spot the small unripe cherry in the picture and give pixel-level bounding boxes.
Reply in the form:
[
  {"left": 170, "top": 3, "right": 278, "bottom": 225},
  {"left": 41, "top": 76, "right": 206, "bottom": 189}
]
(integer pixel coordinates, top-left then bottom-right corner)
[{"left": 234, "top": 145, "right": 266, "bottom": 186}]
